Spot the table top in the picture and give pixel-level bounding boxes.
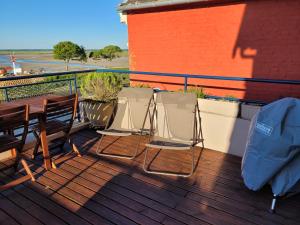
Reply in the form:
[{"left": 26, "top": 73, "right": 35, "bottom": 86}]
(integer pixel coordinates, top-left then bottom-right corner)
[{"left": 0, "top": 95, "right": 58, "bottom": 116}]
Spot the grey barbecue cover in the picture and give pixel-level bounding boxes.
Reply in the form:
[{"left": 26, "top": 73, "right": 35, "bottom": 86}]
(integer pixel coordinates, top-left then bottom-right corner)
[{"left": 242, "top": 97, "right": 300, "bottom": 196}]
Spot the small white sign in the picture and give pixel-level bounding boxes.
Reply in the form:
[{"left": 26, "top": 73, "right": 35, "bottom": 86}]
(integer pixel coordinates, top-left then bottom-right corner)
[{"left": 256, "top": 122, "right": 273, "bottom": 136}]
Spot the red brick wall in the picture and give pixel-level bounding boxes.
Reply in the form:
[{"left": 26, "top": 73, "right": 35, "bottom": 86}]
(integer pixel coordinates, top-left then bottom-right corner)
[{"left": 127, "top": 0, "right": 300, "bottom": 102}]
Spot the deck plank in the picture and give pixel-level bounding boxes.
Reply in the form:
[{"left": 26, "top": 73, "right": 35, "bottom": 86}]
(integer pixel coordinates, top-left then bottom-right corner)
[
  {"left": 0, "top": 193, "right": 43, "bottom": 225},
  {"left": 0, "top": 209, "right": 19, "bottom": 225},
  {"left": 1, "top": 188, "right": 66, "bottom": 225},
  {"left": 74, "top": 130, "right": 300, "bottom": 225},
  {"left": 35, "top": 172, "right": 135, "bottom": 225},
  {"left": 1, "top": 128, "right": 300, "bottom": 225}
]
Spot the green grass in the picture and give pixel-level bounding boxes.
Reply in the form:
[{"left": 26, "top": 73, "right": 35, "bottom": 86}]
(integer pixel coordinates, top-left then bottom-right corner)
[
  {"left": 0, "top": 50, "right": 52, "bottom": 55},
  {"left": 45, "top": 71, "right": 130, "bottom": 89},
  {"left": 4, "top": 80, "right": 72, "bottom": 101},
  {"left": 118, "top": 50, "right": 128, "bottom": 57},
  {"left": 0, "top": 49, "right": 128, "bottom": 58},
  {"left": 0, "top": 90, "right": 5, "bottom": 102}
]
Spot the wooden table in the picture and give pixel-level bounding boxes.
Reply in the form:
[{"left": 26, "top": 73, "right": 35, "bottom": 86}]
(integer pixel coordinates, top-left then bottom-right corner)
[{"left": 0, "top": 95, "right": 58, "bottom": 170}]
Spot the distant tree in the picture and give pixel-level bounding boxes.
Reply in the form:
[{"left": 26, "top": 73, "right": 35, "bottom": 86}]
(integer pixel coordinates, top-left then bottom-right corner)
[
  {"left": 89, "top": 51, "right": 94, "bottom": 58},
  {"left": 78, "top": 46, "right": 87, "bottom": 63},
  {"left": 89, "top": 45, "right": 122, "bottom": 61},
  {"left": 90, "top": 50, "right": 102, "bottom": 60},
  {"left": 53, "top": 41, "right": 81, "bottom": 71}
]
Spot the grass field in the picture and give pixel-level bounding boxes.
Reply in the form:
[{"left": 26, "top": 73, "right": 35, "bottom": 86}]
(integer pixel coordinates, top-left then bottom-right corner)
[
  {"left": 0, "top": 49, "right": 129, "bottom": 73},
  {"left": 0, "top": 71, "right": 130, "bottom": 102},
  {"left": 0, "top": 50, "right": 53, "bottom": 55},
  {"left": 0, "top": 49, "right": 128, "bottom": 56}
]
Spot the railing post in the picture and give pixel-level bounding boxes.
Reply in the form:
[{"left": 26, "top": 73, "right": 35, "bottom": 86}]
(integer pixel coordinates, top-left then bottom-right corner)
[
  {"left": 74, "top": 74, "right": 78, "bottom": 92},
  {"left": 4, "top": 88, "right": 9, "bottom": 102},
  {"left": 184, "top": 76, "right": 188, "bottom": 92},
  {"left": 73, "top": 74, "right": 81, "bottom": 122},
  {"left": 69, "top": 80, "right": 73, "bottom": 94}
]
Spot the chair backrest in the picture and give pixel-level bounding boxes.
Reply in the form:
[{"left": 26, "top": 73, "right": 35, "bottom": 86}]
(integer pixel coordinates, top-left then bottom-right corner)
[
  {"left": 0, "top": 104, "right": 29, "bottom": 144},
  {"left": 43, "top": 94, "right": 78, "bottom": 128},
  {"left": 153, "top": 92, "right": 198, "bottom": 143},
  {"left": 109, "top": 87, "right": 154, "bottom": 131}
]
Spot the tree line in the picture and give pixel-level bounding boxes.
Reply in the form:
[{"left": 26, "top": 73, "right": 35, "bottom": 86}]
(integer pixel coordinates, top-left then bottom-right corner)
[{"left": 53, "top": 41, "right": 123, "bottom": 71}]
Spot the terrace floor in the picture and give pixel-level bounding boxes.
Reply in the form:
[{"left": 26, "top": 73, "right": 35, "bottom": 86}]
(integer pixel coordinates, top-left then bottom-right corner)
[{"left": 1, "top": 129, "right": 300, "bottom": 225}]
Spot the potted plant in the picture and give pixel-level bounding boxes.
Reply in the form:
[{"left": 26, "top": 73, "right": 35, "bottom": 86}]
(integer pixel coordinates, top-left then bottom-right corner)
[{"left": 79, "top": 72, "right": 123, "bottom": 128}]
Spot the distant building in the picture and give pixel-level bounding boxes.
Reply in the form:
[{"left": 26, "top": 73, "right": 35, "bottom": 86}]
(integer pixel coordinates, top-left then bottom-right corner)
[
  {"left": 0, "top": 66, "right": 13, "bottom": 76},
  {"left": 0, "top": 68, "right": 6, "bottom": 76},
  {"left": 14, "top": 67, "right": 22, "bottom": 74},
  {"left": 119, "top": 0, "right": 300, "bottom": 102}
]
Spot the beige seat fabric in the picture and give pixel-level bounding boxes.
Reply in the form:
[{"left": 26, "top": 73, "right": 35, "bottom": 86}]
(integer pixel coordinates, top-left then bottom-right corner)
[
  {"left": 96, "top": 87, "right": 154, "bottom": 159},
  {"left": 144, "top": 91, "right": 203, "bottom": 177}
]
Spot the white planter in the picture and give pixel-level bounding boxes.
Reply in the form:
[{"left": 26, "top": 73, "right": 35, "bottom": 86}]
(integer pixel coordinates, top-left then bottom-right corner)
[
  {"left": 198, "top": 98, "right": 240, "bottom": 118},
  {"left": 197, "top": 98, "right": 250, "bottom": 157}
]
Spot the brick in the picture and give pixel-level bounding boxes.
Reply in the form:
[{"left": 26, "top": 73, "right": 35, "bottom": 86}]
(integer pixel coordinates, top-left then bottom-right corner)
[{"left": 127, "top": 0, "right": 300, "bottom": 102}]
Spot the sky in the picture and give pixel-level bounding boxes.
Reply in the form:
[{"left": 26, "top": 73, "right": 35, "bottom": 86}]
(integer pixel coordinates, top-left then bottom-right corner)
[{"left": 0, "top": 0, "right": 128, "bottom": 49}]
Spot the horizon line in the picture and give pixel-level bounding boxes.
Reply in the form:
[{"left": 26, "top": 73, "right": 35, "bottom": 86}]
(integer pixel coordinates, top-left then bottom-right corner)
[{"left": 0, "top": 48, "right": 128, "bottom": 51}]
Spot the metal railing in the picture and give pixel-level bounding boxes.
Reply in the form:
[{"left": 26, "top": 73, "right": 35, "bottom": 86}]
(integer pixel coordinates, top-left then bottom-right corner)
[
  {"left": 1, "top": 68, "right": 300, "bottom": 104},
  {"left": 0, "top": 70, "right": 97, "bottom": 102},
  {"left": 95, "top": 69, "right": 300, "bottom": 86},
  {"left": 1, "top": 69, "right": 299, "bottom": 137}
]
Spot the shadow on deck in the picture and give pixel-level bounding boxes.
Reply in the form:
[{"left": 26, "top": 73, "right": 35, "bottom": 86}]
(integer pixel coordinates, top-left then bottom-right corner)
[{"left": 1, "top": 128, "right": 300, "bottom": 225}]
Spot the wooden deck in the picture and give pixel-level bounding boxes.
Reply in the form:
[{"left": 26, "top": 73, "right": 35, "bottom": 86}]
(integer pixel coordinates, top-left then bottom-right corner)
[{"left": 1, "top": 128, "right": 300, "bottom": 225}]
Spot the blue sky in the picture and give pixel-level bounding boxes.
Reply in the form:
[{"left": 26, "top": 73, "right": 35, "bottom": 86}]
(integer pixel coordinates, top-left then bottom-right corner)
[{"left": 0, "top": 0, "right": 127, "bottom": 49}]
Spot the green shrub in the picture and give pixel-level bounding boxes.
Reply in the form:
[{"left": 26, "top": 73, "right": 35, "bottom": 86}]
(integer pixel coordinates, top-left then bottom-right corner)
[
  {"left": 0, "top": 90, "right": 5, "bottom": 102},
  {"left": 178, "top": 86, "right": 206, "bottom": 98},
  {"left": 223, "top": 95, "right": 239, "bottom": 102},
  {"left": 90, "top": 45, "right": 122, "bottom": 61},
  {"left": 80, "top": 72, "right": 123, "bottom": 102},
  {"left": 131, "top": 83, "right": 151, "bottom": 88}
]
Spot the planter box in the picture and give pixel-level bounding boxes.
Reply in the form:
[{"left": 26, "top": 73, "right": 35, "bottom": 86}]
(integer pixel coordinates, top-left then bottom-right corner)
[
  {"left": 198, "top": 98, "right": 240, "bottom": 118},
  {"left": 197, "top": 98, "right": 250, "bottom": 157},
  {"left": 79, "top": 100, "right": 115, "bottom": 128}
]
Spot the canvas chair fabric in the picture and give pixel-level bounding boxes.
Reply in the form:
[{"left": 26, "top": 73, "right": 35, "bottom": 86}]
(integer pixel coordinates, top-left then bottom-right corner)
[
  {"left": 98, "top": 87, "right": 153, "bottom": 136},
  {"left": 96, "top": 87, "right": 154, "bottom": 159},
  {"left": 143, "top": 91, "right": 202, "bottom": 177},
  {"left": 147, "top": 92, "right": 198, "bottom": 149}
]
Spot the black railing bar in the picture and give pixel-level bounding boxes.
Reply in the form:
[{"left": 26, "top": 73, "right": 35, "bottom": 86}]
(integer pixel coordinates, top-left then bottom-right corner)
[
  {"left": 0, "top": 78, "right": 75, "bottom": 90},
  {"left": 1, "top": 68, "right": 300, "bottom": 85},
  {"left": 0, "top": 69, "right": 97, "bottom": 82},
  {"left": 96, "top": 69, "right": 300, "bottom": 85},
  {"left": 97, "top": 69, "right": 190, "bottom": 77}
]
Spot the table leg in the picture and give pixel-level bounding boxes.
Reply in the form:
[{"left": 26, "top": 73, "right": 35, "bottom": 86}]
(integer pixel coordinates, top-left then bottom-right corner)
[{"left": 39, "top": 117, "right": 52, "bottom": 170}]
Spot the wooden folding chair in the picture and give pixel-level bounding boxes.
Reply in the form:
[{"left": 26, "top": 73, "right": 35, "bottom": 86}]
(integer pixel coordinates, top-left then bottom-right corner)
[
  {"left": 32, "top": 94, "right": 81, "bottom": 164},
  {"left": 0, "top": 105, "right": 35, "bottom": 190}
]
